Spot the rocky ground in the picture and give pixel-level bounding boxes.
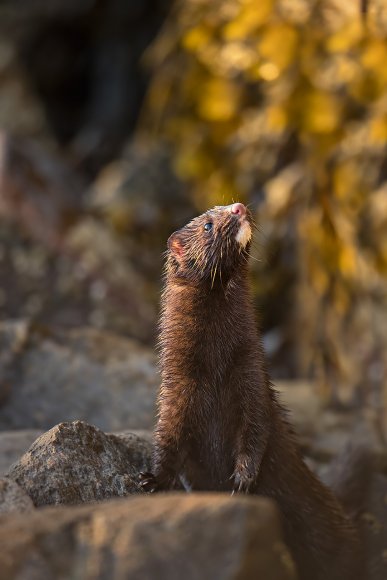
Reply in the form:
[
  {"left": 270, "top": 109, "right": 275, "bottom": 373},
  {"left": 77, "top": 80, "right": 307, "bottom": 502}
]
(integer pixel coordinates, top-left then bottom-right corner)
[
  {"left": 0, "top": 318, "right": 386, "bottom": 579},
  {"left": 1, "top": 1, "right": 386, "bottom": 577}
]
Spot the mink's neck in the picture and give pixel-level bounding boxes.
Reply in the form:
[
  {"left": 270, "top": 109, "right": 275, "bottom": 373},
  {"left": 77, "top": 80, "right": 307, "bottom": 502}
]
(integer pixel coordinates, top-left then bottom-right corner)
[
  {"left": 160, "top": 268, "right": 264, "bottom": 385},
  {"left": 163, "top": 268, "right": 253, "bottom": 327}
]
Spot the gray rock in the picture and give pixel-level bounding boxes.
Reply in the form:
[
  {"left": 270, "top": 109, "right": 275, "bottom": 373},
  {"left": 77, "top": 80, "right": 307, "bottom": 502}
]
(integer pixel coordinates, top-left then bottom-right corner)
[
  {"left": 65, "top": 218, "right": 157, "bottom": 339},
  {"left": 0, "top": 478, "right": 34, "bottom": 514},
  {"left": 0, "top": 322, "right": 157, "bottom": 431},
  {"left": 7, "top": 421, "right": 152, "bottom": 506},
  {"left": 90, "top": 143, "right": 192, "bottom": 236},
  {"left": 0, "top": 494, "right": 297, "bottom": 580},
  {"left": 277, "top": 381, "right": 387, "bottom": 470},
  {"left": 0, "top": 133, "right": 85, "bottom": 249},
  {"left": 0, "top": 429, "right": 42, "bottom": 475}
]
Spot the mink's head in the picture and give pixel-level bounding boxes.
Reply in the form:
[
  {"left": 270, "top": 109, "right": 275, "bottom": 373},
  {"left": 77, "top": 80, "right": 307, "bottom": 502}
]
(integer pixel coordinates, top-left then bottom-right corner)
[{"left": 166, "top": 203, "right": 253, "bottom": 285}]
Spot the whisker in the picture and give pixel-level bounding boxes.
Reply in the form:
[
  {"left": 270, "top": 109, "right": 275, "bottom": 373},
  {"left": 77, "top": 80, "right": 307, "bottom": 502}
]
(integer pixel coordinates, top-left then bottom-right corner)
[
  {"left": 211, "top": 261, "right": 218, "bottom": 289},
  {"left": 245, "top": 253, "right": 262, "bottom": 263}
]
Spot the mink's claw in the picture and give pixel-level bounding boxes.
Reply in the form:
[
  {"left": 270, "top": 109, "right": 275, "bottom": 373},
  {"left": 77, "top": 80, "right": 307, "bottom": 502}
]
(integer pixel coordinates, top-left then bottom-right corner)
[
  {"left": 232, "top": 478, "right": 248, "bottom": 495},
  {"left": 231, "top": 461, "right": 256, "bottom": 495},
  {"left": 139, "top": 471, "right": 159, "bottom": 493}
]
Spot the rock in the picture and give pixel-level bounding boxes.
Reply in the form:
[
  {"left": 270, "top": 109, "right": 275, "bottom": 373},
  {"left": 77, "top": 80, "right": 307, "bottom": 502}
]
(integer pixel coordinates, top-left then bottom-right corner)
[
  {"left": 0, "top": 132, "right": 85, "bottom": 248},
  {"left": 0, "top": 429, "right": 42, "bottom": 475},
  {"left": 0, "top": 216, "right": 157, "bottom": 339},
  {"left": 65, "top": 218, "right": 157, "bottom": 339},
  {"left": 116, "top": 428, "right": 153, "bottom": 444},
  {"left": 0, "top": 494, "right": 296, "bottom": 580},
  {"left": 277, "top": 381, "right": 387, "bottom": 470},
  {"left": 0, "top": 322, "right": 157, "bottom": 431},
  {"left": 90, "top": 142, "right": 191, "bottom": 238},
  {"left": 0, "top": 478, "right": 34, "bottom": 514},
  {"left": 7, "top": 421, "right": 152, "bottom": 507}
]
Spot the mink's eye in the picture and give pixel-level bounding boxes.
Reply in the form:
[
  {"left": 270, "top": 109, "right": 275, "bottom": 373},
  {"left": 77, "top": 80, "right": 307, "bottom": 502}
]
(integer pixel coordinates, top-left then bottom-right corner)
[{"left": 204, "top": 222, "right": 213, "bottom": 232}]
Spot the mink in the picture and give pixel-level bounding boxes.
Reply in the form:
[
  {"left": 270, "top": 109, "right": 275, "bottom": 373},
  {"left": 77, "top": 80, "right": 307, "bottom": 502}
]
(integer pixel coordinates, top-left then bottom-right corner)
[{"left": 141, "top": 203, "right": 363, "bottom": 580}]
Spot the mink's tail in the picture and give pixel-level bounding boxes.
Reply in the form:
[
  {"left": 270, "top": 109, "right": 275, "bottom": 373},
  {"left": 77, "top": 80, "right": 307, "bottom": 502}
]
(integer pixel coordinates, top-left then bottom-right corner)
[
  {"left": 323, "top": 444, "right": 387, "bottom": 580},
  {"left": 323, "top": 444, "right": 373, "bottom": 580},
  {"left": 321, "top": 443, "right": 373, "bottom": 523}
]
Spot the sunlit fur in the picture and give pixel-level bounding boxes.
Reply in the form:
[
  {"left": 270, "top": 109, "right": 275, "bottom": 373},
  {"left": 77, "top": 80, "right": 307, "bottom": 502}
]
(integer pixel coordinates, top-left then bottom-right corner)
[
  {"left": 235, "top": 220, "right": 252, "bottom": 247},
  {"left": 151, "top": 204, "right": 363, "bottom": 580}
]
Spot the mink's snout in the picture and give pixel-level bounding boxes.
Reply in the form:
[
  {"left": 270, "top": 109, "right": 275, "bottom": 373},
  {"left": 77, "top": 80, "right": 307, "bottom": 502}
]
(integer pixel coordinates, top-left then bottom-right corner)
[{"left": 230, "top": 202, "right": 246, "bottom": 216}]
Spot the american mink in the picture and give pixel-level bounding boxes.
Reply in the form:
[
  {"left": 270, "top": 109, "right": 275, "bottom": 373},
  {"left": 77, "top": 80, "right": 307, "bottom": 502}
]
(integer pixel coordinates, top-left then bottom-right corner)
[{"left": 141, "top": 203, "right": 362, "bottom": 580}]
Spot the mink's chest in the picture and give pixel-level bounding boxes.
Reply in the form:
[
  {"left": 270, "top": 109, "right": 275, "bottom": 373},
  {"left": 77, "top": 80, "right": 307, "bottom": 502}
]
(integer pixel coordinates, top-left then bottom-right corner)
[{"left": 183, "top": 377, "right": 241, "bottom": 491}]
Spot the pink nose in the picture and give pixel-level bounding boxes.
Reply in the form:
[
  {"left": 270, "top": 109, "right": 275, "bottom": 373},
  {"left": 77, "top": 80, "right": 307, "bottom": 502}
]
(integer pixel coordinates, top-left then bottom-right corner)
[{"left": 231, "top": 203, "right": 246, "bottom": 216}]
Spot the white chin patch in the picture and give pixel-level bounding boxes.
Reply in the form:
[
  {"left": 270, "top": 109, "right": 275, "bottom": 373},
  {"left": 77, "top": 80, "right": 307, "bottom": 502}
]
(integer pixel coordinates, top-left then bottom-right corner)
[{"left": 235, "top": 221, "right": 252, "bottom": 248}]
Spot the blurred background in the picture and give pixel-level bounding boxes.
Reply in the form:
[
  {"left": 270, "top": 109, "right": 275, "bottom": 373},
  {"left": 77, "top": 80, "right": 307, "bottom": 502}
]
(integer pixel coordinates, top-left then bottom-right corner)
[{"left": 0, "top": 0, "right": 386, "bottom": 435}]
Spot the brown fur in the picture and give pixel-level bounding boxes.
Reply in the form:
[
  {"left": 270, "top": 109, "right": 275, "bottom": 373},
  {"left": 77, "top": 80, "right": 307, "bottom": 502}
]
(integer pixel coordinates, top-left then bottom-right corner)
[{"left": 142, "top": 205, "right": 362, "bottom": 580}]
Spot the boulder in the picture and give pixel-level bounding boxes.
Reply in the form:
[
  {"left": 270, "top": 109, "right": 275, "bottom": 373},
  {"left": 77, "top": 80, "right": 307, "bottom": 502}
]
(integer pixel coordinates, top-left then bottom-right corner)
[
  {"left": 0, "top": 322, "right": 157, "bottom": 431},
  {"left": 0, "top": 494, "right": 297, "bottom": 580},
  {"left": 0, "top": 478, "right": 34, "bottom": 514},
  {"left": 7, "top": 421, "right": 153, "bottom": 506}
]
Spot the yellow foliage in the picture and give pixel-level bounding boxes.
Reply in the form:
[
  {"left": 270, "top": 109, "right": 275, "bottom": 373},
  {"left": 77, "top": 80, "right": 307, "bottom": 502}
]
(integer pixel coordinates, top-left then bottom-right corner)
[
  {"left": 300, "top": 91, "right": 341, "bottom": 133},
  {"left": 333, "top": 161, "right": 360, "bottom": 200},
  {"left": 362, "top": 39, "right": 387, "bottom": 76},
  {"left": 369, "top": 116, "right": 387, "bottom": 143},
  {"left": 310, "top": 262, "right": 329, "bottom": 294},
  {"left": 144, "top": 0, "right": 387, "bottom": 399},
  {"left": 333, "top": 281, "right": 350, "bottom": 314},
  {"left": 174, "top": 147, "right": 214, "bottom": 180},
  {"left": 258, "top": 24, "right": 298, "bottom": 71},
  {"left": 182, "top": 26, "right": 212, "bottom": 52},
  {"left": 277, "top": 0, "right": 312, "bottom": 25},
  {"left": 223, "top": 0, "right": 273, "bottom": 40},
  {"left": 197, "top": 78, "right": 241, "bottom": 121},
  {"left": 200, "top": 171, "right": 237, "bottom": 208},
  {"left": 266, "top": 105, "right": 288, "bottom": 130},
  {"left": 218, "top": 42, "right": 258, "bottom": 73},
  {"left": 258, "top": 62, "right": 280, "bottom": 81},
  {"left": 338, "top": 244, "right": 357, "bottom": 277},
  {"left": 326, "top": 20, "right": 363, "bottom": 53}
]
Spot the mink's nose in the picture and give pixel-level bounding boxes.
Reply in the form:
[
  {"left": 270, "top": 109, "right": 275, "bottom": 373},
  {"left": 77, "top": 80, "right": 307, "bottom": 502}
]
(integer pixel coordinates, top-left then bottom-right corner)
[{"left": 230, "top": 203, "right": 246, "bottom": 216}]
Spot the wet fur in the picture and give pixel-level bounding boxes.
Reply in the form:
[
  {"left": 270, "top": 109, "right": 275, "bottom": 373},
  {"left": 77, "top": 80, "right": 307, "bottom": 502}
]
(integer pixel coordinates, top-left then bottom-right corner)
[{"left": 148, "top": 205, "right": 362, "bottom": 580}]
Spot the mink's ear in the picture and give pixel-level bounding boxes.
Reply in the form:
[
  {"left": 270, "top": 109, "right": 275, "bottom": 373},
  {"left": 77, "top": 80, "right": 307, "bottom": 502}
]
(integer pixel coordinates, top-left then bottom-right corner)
[{"left": 168, "top": 231, "right": 184, "bottom": 262}]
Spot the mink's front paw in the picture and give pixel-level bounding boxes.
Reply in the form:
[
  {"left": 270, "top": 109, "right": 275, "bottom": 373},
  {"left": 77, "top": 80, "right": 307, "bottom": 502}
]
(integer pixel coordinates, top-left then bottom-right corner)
[
  {"left": 231, "top": 458, "right": 256, "bottom": 495},
  {"left": 139, "top": 471, "right": 160, "bottom": 493},
  {"left": 139, "top": 471, "right": 176, "bottom": 493}
]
